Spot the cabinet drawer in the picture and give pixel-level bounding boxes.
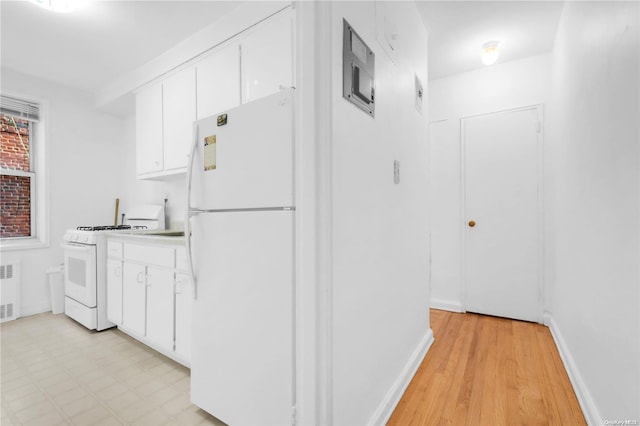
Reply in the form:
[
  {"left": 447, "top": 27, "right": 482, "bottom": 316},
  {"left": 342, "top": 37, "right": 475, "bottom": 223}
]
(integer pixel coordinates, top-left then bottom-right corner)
[
  {"left": 124, "top": 244, "right": 175, "bottom": 268},
  {"left": 107, "top": 241, "right": 123, "bottom": 258}
]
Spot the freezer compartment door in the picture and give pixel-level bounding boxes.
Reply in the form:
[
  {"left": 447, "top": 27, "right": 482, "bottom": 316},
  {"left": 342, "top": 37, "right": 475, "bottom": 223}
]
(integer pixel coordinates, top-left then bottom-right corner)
[
  {"left": 190, "top": 210, "right": 294, "bottom": 425},
  {"left": 190, "top": 89, "right": 294, "bottom": 210}
]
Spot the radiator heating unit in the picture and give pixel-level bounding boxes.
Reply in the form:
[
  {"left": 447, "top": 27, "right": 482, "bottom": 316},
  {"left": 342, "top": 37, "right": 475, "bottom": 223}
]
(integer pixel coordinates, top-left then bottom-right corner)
[{"left": 0, "top": 261, "right": 20, "bottom": 322}]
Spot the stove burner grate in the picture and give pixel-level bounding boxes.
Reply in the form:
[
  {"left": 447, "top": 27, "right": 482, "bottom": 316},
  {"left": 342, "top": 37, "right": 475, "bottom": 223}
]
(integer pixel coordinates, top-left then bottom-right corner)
[{"left": 76, "top": 225, "right": 148, "bottom": 231}]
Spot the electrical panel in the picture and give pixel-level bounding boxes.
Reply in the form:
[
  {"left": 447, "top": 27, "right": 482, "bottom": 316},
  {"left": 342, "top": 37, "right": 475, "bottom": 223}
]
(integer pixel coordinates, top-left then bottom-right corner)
[{"left": 343, "top": 20, "right": 375, "bottom": 117}]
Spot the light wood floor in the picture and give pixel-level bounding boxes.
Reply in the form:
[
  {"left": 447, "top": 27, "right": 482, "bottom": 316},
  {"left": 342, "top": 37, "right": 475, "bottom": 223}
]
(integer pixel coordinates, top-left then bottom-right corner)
[{"left": 388, "top": 309, "right": 586, "bottom": 425}]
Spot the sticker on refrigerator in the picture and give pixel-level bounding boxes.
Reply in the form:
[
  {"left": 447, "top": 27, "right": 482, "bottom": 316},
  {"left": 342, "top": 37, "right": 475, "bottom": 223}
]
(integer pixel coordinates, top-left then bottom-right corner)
[{"left": 204, "top": 135, "right": 216, "bottom": 171}]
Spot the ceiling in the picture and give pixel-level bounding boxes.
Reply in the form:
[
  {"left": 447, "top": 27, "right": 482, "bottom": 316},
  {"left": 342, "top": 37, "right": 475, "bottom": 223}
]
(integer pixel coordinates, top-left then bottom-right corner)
[
  {"left": 0, "top": 1, "right": 565, "bottom": 94},
  {"left": 415, "top": 1, "right": 565, "bottom": 80},
  {"left": 0, "top": 0, "right": 243, "bottom": 93}
]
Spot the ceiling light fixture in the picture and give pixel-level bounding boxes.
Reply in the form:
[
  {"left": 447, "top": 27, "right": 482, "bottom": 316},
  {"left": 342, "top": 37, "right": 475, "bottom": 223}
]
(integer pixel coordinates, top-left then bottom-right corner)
[
  {"left": 481, "top": 41, "right": 500, "bottom": 66},
  {"left": 30, "top": 0, "right": 83, "bottom": 13}
]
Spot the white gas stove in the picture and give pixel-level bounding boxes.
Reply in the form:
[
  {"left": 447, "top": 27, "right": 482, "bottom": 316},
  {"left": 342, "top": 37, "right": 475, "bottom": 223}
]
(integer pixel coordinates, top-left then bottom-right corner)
[
  {"left": 61, "top": 225, "right": 147, "bottom": 330},
  {"left": 61, "top": 205, "right": 165, "bottom": 331}
]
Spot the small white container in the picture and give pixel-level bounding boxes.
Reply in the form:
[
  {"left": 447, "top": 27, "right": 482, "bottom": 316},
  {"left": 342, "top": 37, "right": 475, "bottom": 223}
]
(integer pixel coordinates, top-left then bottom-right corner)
[{"left": 47, "top": 265, "right": 65, "bottom": 314}]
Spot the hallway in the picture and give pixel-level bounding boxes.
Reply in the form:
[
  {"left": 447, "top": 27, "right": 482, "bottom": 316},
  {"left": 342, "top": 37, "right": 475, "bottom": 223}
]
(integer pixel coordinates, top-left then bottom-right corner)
[{"left": 389, "top": 309, "right": 585, "bottom": 425}]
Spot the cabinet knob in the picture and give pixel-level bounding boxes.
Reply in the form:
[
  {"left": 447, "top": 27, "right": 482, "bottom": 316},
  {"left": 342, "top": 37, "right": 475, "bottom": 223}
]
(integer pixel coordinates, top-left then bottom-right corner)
[{"left": 468, "top": 220, "right": 476, "bottom": 228}]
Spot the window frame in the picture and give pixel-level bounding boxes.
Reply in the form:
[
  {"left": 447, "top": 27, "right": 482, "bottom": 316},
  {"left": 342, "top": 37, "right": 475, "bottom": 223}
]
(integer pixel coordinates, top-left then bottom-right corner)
[{"left": 0, "top": 92, "right": 49, "bottom": 251}]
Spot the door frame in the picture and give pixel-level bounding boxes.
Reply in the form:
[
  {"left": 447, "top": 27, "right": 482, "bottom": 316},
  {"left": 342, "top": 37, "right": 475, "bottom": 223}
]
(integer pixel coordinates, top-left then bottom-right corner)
[{"left": 460, "top": 104, "right": 545, "bottom": 324}]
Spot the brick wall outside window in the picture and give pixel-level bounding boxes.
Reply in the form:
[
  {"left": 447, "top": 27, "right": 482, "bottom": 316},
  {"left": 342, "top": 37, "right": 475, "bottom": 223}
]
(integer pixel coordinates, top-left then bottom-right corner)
[{"left": 1, "top": 114, "right": 32, "bottom": 237}]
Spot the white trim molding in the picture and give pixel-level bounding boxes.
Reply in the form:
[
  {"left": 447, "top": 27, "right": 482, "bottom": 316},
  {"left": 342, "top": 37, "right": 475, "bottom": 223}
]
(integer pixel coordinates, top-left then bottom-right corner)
[
  {"left": 547, "top": 316, "right": 602, "bottom": 425},
  {"left": 430, "top": 298, "right": 464, "bottom": 313},
  {"left": 313, "top": 1, "right": 334, "bottom": 424},
  {"left": 0, "top": 91, "right": 49, "bottom": 252},
  {"left": 368, "top": 329, "right": 435, "bottom": 426}
]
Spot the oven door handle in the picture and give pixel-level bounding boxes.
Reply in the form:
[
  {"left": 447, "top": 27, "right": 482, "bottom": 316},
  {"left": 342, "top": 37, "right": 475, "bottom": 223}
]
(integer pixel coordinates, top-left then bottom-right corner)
[{"left": 60, "top": 243, "right": 93, "bottom": 253}]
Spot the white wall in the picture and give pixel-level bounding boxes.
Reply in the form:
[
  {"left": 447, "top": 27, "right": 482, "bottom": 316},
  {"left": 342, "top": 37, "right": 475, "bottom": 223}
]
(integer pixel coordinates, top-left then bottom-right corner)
[
  {"left": 1, "top": 68, "right": 125, "bottom": 315},
  {"left": 428, "top": 54, "right": 552, "bottom": 311},
  {"left": 546, "top": 2, "right": 639, "bottom": 422},
  {"left": 328, "top": 2, "right": 431, "bottom": 424}
]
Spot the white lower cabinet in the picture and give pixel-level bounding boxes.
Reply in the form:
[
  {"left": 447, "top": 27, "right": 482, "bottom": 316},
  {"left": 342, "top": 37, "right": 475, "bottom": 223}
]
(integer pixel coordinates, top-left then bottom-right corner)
[
  {"left": 107, "top": 238, "right": 192, "bottom": 366},
  {"left": 122, "top": 262, "right": 147, "bottom": 336},
  {"left": 106, "top": 258, "right": 123, "bottom": 325},
  {"left": 145, "top": 266, "right": 175, "bottom": 353},
  {"left": 174, "top": 272, "right": 193, "bottom": 360}
]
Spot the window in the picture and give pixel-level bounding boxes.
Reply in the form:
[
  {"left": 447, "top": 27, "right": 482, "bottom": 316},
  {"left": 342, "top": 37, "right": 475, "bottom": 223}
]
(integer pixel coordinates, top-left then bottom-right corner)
[{"left": 0, "top": 94, "right": 46, "bottom": 248}]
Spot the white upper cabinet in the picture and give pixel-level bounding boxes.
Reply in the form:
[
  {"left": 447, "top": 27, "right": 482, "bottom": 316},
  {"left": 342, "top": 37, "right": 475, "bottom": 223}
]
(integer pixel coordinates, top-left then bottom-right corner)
[
  {"left": 136, "top": 66, "right": 196, "bottom": 179},
  {"left": 135, "top": 82, "right": 163, "bottom": 175},
  {"left": 163, "top": 66, "right": 196, "bottom": 171},
  {"left": 241, "top": 13, "right": 293, "bottom": 104},
  {"left": 134, "top": 9, "right": 293, "bottom": 180},
  {"left": 196, "top": 43, "right": 241, "bottom": 120}
]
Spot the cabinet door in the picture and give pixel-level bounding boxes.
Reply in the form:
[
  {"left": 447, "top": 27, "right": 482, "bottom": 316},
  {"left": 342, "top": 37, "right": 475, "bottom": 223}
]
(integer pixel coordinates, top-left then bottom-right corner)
[
  {"left": 196, "top": 43, "right": 241, "bottom": 120},
  {"left": 135, "top": 83, "right": 164, "bottom": 175},
  {"left": 241, "top": 13, "right": 293, "bottom": 104},
  {"left": 122, "top": 262, "right": 146, "bottom": 336},
  {"left": 145, "top": 266, "right": 175, "bottom": 352},
  {"left": 174, "top": 272, "right": 193, "bottom": 361},
  {"left": 163, "top": 67, "right": 196, "bottom": 171},
  {"left": 106, "top": 259, "right": 123, "bottom": 325}
]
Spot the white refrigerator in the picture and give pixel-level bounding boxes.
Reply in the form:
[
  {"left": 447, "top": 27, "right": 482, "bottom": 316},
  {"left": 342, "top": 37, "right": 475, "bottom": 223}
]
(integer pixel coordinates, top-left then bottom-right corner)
[{"left": 186, "top": 89, "right": 295, "bottom": 425}]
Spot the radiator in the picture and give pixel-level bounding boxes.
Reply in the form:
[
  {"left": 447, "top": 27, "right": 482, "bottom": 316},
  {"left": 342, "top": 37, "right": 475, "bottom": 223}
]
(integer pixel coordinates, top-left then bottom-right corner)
[{"left": 0, "top": 261, "right": 20, "bottom": 322}]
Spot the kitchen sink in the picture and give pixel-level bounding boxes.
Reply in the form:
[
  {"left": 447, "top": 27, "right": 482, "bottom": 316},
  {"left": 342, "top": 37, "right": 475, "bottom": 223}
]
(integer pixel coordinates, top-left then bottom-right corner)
[
  {"left": 122, "top": 229, "right": 185, "bottom": 237},
  {"left": 147, "top": 231, "right": 184, "bottom": 236}
]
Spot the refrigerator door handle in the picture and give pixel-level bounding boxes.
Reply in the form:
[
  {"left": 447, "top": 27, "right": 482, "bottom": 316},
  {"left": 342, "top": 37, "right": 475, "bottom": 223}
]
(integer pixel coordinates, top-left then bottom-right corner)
[{"left": 185, "top": 122, "right": 199, "bottom": 300}]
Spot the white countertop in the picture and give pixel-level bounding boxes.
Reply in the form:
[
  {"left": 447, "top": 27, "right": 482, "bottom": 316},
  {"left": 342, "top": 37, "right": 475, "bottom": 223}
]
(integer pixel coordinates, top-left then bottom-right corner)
[{"left": 105, "top": 230, "right": 185, "bottom": 245}]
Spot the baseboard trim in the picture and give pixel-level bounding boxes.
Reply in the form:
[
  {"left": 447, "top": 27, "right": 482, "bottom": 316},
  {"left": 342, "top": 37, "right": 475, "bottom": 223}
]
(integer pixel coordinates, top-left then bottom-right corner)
[
  {"left": 547, "top": 316, "right": 601, "bottom": 425},
  {"left": 430, "top": 298, "right": 464, "bottom": 313},
  {"left": 20, "top": 302, "right": 51, "bottom": 317},
  {"left": 368, "top": 328, "right": 435, "bottom": 425}
]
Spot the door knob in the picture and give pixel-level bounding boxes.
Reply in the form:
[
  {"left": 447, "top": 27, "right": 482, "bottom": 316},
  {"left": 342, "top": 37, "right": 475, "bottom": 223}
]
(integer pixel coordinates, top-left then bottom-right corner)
[{"left": 468, "top": 220, "right": 476, "bottom": 227}]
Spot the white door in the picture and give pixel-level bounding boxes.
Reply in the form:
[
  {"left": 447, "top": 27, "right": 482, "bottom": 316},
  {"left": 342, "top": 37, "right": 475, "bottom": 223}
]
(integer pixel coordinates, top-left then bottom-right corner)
[
  {"left": 122, "top": 262, "right": 146, "bottom": 335},
  {"left": 145, "top": 266, "right": 175, "bottom": 352},
  {"left": 190, "top": 210, "right": 294, "bottom": 426},
  {"left": 135, "top": 83, "right": 163, "bottom": 175},
  {"left": 106, "top": 258, "right": 123, "bottom": 325},
  {"left": 174, "top": 272, "right": 192, "bottom": 362},
  {"left": 241, "top": 12, "right": 293, "bottom": 103},
  {"left": 196, "top": 43, "right": 241, "bottom": 120},
  {"left": 463, "top": 107, "right": 541, "bottom": 323},
  {"left": 429, "top": 120, "right": 462, "bottom": 308},
  {"left": 163, "top": 66, "right": 196, "bottom": 171}
]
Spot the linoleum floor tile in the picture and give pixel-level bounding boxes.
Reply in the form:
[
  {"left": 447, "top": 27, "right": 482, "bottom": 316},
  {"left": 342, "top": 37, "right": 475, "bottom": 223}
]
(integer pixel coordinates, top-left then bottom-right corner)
[{"left": 0, "top": 313, "right": 223, "bottom": 426}]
